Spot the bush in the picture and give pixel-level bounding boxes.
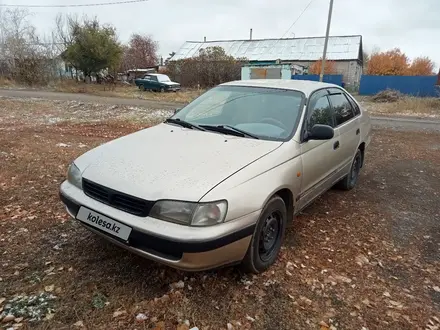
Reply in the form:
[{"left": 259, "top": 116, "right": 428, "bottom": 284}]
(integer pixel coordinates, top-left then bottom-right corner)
[
  {"left": 13, "top": 58, "right": 58, "bottom": 86},
  {"left": 308, "top": 58, "right": 337, "bottom": 75},
  {"left": 166, "top": 46, "right": 246, "bottom": 88}
]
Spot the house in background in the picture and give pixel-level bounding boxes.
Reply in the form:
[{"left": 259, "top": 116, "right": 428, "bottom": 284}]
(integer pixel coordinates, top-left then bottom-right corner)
[{"left": 171, "top": 35, "right": 364, "bottom": 87}]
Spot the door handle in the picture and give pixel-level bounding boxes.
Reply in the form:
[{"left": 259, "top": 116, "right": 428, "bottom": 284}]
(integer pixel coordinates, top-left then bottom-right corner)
[
  {"left": 356, "top": 128, "right": 360, "bottom": 135},
  {"left": 333, "top": 141, "right": 340, "bottom": 150}
]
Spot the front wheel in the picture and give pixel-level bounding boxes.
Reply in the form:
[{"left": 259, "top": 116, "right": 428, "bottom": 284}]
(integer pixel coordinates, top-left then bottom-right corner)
[
  {"left": 160, "top": 87, "right": 165, "bottom": 93},
  {"left": 336, "top": 149, "right": 362, "bottom": 190},
  {"left": 240, "top": 196, "right": 287, "bottom": 274}
]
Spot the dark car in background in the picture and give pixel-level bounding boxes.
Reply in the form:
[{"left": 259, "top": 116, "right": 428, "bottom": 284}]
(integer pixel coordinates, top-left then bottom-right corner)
[{"left": 134, "top": 73, "right": 181, "bottom": 92}]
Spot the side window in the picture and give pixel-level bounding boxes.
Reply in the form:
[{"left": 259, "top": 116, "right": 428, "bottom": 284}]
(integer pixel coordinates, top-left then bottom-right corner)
[
  {"left": 144, "top": 75, "right": 151, "bottom": 80},
  {"left": 307, "top": 95, "right": 334, "bottom": 131},
  {"left": 150, "top": 76, "right": 158, "bottom": 82},
  {"left": 329, "top": 94, "right": 355, "bottom": 126},
  {"left": 345, "top": 93, "right": 361, "bottom": 116}
]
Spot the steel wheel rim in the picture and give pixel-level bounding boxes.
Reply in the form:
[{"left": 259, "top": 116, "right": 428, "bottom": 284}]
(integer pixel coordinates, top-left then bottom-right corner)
[
  {"left": 350, "top": 153, "right": 361, "bottom": 184},
  {"left": 259, "top": 211, "right": 282, "bottom": 262}
]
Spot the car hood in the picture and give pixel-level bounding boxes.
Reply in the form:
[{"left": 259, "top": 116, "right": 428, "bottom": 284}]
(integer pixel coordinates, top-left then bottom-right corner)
[
  {"left": 76, "top": 123, "right": 282, "bottom": 202},
  {"left": 162, "top": 81, "right": 180, "bottom": 86}
]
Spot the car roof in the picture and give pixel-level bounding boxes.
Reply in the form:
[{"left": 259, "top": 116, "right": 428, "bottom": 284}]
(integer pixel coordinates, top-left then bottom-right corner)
[
  {"left": 146, "top": 73, "right": 166, "bottom": 76},
  {"left": 221, "top": 79, "right": 341, "bottom": 96}
]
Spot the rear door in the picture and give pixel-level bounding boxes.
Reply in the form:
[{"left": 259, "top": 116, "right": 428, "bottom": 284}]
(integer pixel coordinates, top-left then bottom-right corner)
[
  {"left": 327, "top": 89, "right": 361, "bottom": 177},
  {"left": 297, "top": 89, "right": 341, "bottom": 211}
]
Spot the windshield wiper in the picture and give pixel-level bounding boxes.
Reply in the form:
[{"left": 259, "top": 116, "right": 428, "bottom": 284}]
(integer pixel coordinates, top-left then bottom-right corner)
[
  {"left": 200, "top": 125, "right": 259, "bottom": 139},
  {"left": 164, "top": 118, "right": 206, "bottom": 131}
]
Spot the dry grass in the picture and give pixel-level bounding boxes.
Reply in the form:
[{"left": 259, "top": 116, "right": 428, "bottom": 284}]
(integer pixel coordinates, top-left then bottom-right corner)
[
  {"left": 1, "top": 97, "right": 440, "bottom": 330},
  {"left": 0, "top": 76, "right": 18, "bottom": 88},
  {"left": 52, "top": 80, "right": 205, "bottom": 104},
  {"left": 357, "top": 96, "right": 440, "bottom": 118}
]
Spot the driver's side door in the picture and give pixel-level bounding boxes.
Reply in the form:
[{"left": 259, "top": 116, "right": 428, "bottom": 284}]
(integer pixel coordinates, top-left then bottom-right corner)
[
  {"left": 296, "top": 89, "right": 341, "bottom": 211},
  {"left": 142, "top": 75, "right": 152, "bottom": 90},
  {"left": 149, "top": 75, "right": 160, "bottom": 90}
]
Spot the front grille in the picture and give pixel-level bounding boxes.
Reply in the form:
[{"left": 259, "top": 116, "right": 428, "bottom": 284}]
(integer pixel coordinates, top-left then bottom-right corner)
[{"left": 82, "top": 179, "right": 154, "bottom": 217}]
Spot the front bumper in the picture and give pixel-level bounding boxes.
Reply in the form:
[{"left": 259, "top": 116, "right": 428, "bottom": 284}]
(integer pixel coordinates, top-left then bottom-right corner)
[{"left": 60, "top": 181, "right": 258, "bottom": 271}]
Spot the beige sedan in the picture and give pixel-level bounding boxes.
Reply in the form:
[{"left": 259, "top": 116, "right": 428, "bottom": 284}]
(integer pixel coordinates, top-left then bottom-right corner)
[{"left": 60, "top": 79, "right": 372, "bottom": 273}]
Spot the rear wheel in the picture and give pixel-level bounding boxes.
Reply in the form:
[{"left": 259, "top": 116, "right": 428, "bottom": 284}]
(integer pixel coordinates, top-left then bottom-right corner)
[
  {"left": 336, "top": 149, "right": 362, "bottom": 190},
  {"left": 240, "top": 196, "right": 287, "bottom": 274}
]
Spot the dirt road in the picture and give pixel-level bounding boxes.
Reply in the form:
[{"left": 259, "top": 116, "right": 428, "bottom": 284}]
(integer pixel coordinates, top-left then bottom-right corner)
[
  {"left": 0, "top": 88, "right": 182, "bottom": 109},
  {"left": 371, "top": 115, "right": 440, "bottom": 132},
  {"left": 1, "top": 88, "right": 439, "bottom": 131}
]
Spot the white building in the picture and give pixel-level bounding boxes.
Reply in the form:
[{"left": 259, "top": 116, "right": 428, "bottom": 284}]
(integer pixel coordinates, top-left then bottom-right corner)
[{"left": 172, "top": 35, "right": 364, "bottom": 87}]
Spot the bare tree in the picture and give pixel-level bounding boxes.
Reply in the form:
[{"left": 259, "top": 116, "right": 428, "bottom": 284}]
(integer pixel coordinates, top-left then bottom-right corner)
[
  {"left": 0, "top": 8, "right": 35, "bottom": 76},
  {"left": 0, "top": 8, "right": 60, "bottom": 84},
  {"left": 120, "top": 33, "right": 158, "bottom": 71},
  {"left": 53, "top": 13, "right": 81, "bottom": 79}
]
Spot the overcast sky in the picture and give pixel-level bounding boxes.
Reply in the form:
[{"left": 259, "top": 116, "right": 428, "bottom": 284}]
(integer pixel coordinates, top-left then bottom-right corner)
[{"left": 4, "top": 0, "right": 440, "bottom": 67}]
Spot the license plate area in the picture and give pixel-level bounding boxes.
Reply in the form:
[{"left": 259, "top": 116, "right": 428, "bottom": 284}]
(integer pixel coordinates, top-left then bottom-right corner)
[{"left": 76, "top": 206, "right": 132, "bottom": 241}]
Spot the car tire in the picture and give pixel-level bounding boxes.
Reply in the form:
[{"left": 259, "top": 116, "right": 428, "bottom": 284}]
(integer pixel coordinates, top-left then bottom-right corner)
[
  {"left": 138, "top": 84, "right": 143, "bottom": 90},
  {"left": 336, "top": 149, "right": 362, "bottom": 191},
  {"left": 240, "top": 196, "right": 287, "bottom": 274},
  {"left": 160, "top": 87, "right": 165, "bottom": 93}
]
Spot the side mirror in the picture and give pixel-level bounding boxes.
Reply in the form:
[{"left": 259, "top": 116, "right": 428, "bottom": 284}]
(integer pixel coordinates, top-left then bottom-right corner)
[
  {"left": 307, "top": 124, "right": 334, "bottom": 140},
  {"left": 174, "top": 108, "right": 181, "bottom": 114}
]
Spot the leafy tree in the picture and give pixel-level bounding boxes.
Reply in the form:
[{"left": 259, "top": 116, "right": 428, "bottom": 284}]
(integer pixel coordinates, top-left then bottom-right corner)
[
  {"left": 308, "top": 58, "right": 337, "bottom": 75},
  {"left": 63, "top": 18, "right": 122, "bottom": 80},
  {"left": 366, "top": 49, "right": 436, "bottom": 76},
  {"left": 408, "top": 57, "right": 435, "bottom": 75},
  {"left": 366, "top": 48, "right": 409, "bottom": 75}
]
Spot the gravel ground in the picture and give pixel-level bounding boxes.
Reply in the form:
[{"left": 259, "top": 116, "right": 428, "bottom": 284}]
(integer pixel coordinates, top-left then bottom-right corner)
[{"left": 0, "top": 97, "right": 439, "bottom": 330}]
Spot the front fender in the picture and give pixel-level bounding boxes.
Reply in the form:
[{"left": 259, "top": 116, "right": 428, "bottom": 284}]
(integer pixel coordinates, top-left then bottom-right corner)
[{"left": 200, "top": 142, "right": 302, "bottom": 222}]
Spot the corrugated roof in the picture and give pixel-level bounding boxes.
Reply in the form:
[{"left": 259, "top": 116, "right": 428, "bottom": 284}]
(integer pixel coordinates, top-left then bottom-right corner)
[{"left": 171, "top": 35, "right": 362, "bottom": 62}]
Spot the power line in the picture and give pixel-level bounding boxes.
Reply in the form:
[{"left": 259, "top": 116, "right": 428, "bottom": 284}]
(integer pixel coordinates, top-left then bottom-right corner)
[
  {"left": 0, "top": 0, "right": 150, "bottom": 8},
  {"left": 254, "top": 0, "right": 316, "bottom": 61},
  {"left": 280, "top": 0, "right": 316, "bottom": 39}
]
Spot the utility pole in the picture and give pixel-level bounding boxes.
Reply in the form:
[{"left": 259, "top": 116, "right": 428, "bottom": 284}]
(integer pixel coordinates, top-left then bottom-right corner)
[{"left": 319, "top": 0, "right": 334, "bottom": 82}]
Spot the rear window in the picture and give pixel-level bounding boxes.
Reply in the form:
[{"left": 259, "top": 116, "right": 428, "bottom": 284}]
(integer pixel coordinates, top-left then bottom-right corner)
[{"left": 346, "top": 93, "right": 361, "bottom": 116}]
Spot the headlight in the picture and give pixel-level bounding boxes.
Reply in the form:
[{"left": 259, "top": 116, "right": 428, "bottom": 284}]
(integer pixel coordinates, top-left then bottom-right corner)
[
  {"left": 192, "top": 201, "right": 228, "bottom": 226},
  {"left": 149, "top": 200, "right": 227, "bottom": 226},
  {"left": 67, "top": 163, "right": 82, "bottom": 189}
]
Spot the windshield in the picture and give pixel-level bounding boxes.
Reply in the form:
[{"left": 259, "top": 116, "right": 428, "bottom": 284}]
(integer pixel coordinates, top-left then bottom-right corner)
[
  {"left": 171, "top": 85, "right": 304, "bottom": 141},
  {"left": 157, "top": 74, "right": 171, "bottom": 82}
]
